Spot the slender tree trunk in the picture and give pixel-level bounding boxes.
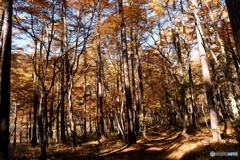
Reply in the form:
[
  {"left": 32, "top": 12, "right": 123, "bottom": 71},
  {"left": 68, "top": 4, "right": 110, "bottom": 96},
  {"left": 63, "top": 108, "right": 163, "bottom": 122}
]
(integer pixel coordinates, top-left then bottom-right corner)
[
  {"left": 65, "top": 48, "right": 77, "bottom": 150},
  {"left": 96, "top": 2, "right": 105, "bottom": 140},
  {"left": 38, "top": 92, "right": 47, "bottom": 160},
  {"left": 60, "top": 0, "right": 67, "bottom": 144},
  {"left": 116, "top": 114, "right": 124, "bottom": 136},
  {"left": 67, "top": 79, "right": 77, "bottom": 151},
  {"left": 60, "top": 68, "right": 66, "bottom": 143},
  {"left": 134, "top": 32, "right": 145, "bottom": 137},
  {"left": 130, "top": 27, "right": 140, "bottom": 135},
  {"left": 29, "top": 108, "right": 32, "bottom": 142},
  {"left": 109, "top": 110, "right": 114, "bottom": 132},
  {"left": 89, "top": 115, "right": 92, "bottom": 134},
  {"left": 191, "top": 0, "right": 222, "bottom": 142},
  {"left": 32, "top": 87, "right": 38, "bottom": 146},
  {"left": 188, "top": 63, "right": 197, "bottom": 128},
  {"left": 172, "top": 30, "right": 188, "bottom": 137},
  {"left": 13, "top": 102, "right": 17, "bottom": 146},
  {"left": 83, "top": 55, "right": 87, "bottom": 139},
  {"left": 49, "top": 100, "right": 54, "bottom": 141},
  {"left": 56, "top": 100, "right": 59, "bottom": 143},
  {"left": 20, "top": 111, "right": 23, "bottom": 144},
  {"left": 96, "top": 14, "right": 105, "bottom": 138},
  {"left": 0, "top": 0, "right": 12, "bottom": 159},
  {"left": 118, "top": 0, "right": 136, "bottom": 144}
]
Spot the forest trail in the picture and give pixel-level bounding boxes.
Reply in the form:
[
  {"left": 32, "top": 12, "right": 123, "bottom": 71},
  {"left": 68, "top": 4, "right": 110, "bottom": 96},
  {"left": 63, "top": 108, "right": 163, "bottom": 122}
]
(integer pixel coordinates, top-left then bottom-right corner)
[
  {"left": 90, "top": 125, "right": 182, "bottom": 160},
  {"left": 10, "top": 124, "right": 240, "bottom": 160}
]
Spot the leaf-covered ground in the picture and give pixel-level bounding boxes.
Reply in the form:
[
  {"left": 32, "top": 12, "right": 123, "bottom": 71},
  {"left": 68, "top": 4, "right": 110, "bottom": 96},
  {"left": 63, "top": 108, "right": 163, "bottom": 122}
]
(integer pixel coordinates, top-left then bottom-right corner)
[{"left": 10, "top": 125, "right": 240, "bottom": 160}]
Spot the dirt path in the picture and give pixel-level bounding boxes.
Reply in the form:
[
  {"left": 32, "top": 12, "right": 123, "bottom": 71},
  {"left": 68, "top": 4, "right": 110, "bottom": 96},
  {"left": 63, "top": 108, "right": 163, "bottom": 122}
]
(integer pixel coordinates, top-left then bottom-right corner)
[
  {"left": 82, "top": 125, "right": 240, "bottom": 160},
  {"left": 10, "top": 125, "right": 240, "bottom": 160},
  {"left": 84, "top": 125, "right": 183, "bottom": 160}
]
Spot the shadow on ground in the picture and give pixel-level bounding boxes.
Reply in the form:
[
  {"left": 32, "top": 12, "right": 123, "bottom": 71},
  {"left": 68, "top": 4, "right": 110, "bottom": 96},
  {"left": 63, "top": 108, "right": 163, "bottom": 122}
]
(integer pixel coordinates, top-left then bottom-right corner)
[
  {"left": 10, "top": 125, "right": 240, "bottom": 160},
  {"left": 46, "top": 126, "right": 182, "bottom": 160},
  {"left": 180, "top": 143, "right": 240, "bottom": 160}
]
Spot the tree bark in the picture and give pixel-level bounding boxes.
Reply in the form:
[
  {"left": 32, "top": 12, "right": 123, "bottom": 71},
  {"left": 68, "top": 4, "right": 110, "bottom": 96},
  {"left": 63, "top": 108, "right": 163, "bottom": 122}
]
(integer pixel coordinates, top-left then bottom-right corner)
[
  {"left": 191, "top": 0, "right": 222, "bottom": 142},
  {"left": 0, "top": 0, "right": 13, "bottom": 159},
  {"left": 38, "top": 92, "right": 47, "bottom": 160},
  {"left": 118, "top": 0, "right": 136, "bottom": 144},
  {"left": 67, "top": 79, "right": 77, "bottom": 151},
  {"left": 83, "top": 55, "right": 87, "bottom": 139},
  {"left": 225, "top": 0, "right": 240, "bottom": 62},
  {"left": 96, "top": 6, "right": 105, "bottom": 138},
  {"left": 13, "top": 102, "right": 17, "bottom": 146},
  {"left": 32, "top": 73, "right": 38, "bottom": 146},
  {"left": 188, "top": 63, "right": 197, "bottom": 128},
  {"left": 60, "top": 0, "right": 67, "bottom": 144}
]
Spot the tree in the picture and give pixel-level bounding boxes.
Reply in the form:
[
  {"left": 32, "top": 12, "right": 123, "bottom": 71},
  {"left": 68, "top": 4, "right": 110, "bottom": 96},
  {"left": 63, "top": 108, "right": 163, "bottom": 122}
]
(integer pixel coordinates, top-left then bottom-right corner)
[
  {"left": 191, "top": 0, "right": 222, "bottom": 142},
  {"left": 0, "top": 0, "right": 13, "bottom": 159},
  {"left": 225, "top": 0, "right": 240, "bottom": 62},
  {"left": 118, "top": 0, "right": 136, "bottom": 144}
]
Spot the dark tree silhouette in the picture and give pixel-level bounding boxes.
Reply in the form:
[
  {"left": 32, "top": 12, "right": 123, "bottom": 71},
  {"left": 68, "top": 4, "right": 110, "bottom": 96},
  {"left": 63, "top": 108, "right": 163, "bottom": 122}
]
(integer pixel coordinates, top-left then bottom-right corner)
[{"left": 0, "top": 0, "right": 13, "bottom": 159}]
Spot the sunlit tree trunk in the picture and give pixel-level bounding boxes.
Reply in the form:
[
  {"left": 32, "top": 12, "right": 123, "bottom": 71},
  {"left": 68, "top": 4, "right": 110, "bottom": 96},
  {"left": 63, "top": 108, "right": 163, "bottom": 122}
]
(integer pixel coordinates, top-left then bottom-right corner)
[
  {"left": 191, "top": 0, "right": 222, "bottom": 142},
  {"left": 66, "top": 76, "right": 77, "bottom": 150},
  {"left": 204, "top": 0, "right": 239, "bottom": 120},
  {"left": 115, "top": 33, "right": 125, "bottom": 140},
  {"left": 0, "top": 0, "right": 12, "bottom": 159}
]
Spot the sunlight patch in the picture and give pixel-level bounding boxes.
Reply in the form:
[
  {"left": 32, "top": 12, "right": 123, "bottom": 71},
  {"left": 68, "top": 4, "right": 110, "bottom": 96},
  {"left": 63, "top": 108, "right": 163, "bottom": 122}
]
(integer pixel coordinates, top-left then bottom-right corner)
[
  {"left": 146, "top": 147, "right": 163, "bottom": 151},
  {"left": 167, "top": 141, "right": 201, "bottom": 159}
]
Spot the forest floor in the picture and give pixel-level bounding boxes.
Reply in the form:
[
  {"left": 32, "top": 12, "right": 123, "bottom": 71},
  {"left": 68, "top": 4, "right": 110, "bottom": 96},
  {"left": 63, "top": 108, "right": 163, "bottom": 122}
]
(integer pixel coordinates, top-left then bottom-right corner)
[{"left": 10, "top": 124, "right": 240, "bottom": 160}]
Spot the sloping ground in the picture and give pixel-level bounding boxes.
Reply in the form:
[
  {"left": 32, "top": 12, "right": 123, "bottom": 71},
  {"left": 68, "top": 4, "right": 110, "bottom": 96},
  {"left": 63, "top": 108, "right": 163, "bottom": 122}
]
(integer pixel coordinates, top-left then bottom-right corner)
[{"left": 10, "top": 125, "right": 240, "bottom": 160}]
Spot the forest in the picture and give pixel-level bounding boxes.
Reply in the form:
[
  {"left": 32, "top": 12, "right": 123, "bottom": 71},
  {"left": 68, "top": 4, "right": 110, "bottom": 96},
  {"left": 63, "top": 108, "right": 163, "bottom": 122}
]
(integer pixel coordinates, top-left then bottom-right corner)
[{"left": 0, "top": 0, "right": 240, "bottom": 159}]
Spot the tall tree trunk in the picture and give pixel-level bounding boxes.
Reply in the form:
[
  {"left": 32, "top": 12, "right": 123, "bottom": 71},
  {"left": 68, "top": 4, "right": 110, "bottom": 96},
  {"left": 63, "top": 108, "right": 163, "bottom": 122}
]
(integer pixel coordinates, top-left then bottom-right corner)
[
  {"left": 173, "top": 30, "right": 188, "bottom": 137},
  {"left": 49, "top": 100, "right": 54, "bottom": 141},
  {"left": 130, "top": 27, "right": 139, "bottom": 135},
  {"left": 32, "top": 88, "right": 38, "bottom": 146},
  {"left": 60, "top": 0, "right": 67, "bottom": 144},
  {"left": 188, "top": 62, "right": 197, "bottom": 128},
  {"left": 96, "top": 6, "right": 105, "bottom": 138},
  {"left": 60, "top": 66, "right": 66, "bottom": 143},
  {"left": 83, "top": 55, "right": 87, "bottom": 139},
  {"left": 0, "top": 0, "right": 12, "bottom": 159},
  {"left": 38, "top": 92, "right": 47, "bottom": 160},
  {"left": 67, "top": 79, "right": 77, "bottom": 151},
  {"left": 65, "top": 49, "right": 77, "bottom": 150},
  {"left": 191, "top": 0, "right": 222, "bottom": 142},
  {"left": 56, "top": 99, "right": 59, "bottom": 143},
  {"left": 118, "top": 0, "right": 136, "bottom": 144},
  {"left": 13, "top": 102, "right": 17, "bottom": 146},
  {"left": 135, "top": 32, "right": 145, "bottom": 137}
]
